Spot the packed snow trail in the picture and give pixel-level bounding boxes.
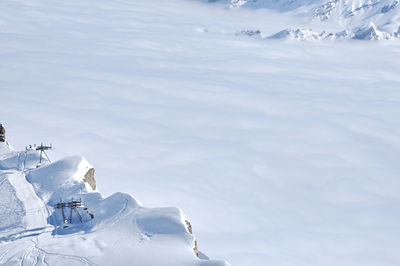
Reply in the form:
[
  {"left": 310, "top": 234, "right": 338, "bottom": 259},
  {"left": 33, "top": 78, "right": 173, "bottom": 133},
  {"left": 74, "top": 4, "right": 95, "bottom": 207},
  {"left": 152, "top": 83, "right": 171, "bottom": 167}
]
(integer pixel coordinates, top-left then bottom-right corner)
[{"left": 6, "top": 171, "right": 48, "bottom": 230}]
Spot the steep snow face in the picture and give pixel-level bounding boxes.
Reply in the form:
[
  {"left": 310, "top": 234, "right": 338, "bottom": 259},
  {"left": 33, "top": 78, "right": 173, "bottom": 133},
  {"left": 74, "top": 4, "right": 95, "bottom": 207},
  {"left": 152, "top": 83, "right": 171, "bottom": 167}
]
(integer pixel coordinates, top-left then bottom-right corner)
[
  {"left": 0, "top": 146, "right": 228, "bottom": 265},
  {"left": 0, "top": 174, "right": 25, "bottom": 231}
]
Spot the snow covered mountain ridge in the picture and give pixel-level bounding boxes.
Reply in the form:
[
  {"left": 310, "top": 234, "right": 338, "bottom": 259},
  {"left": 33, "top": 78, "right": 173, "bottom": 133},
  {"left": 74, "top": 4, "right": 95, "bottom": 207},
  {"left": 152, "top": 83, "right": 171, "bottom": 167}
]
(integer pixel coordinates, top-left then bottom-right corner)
[
  {"left": 0, "top": 129, "right": 229, "bottom": 265},
  {"left": 205, "top": 0, "right": 400, "bottom": 40},
  {"left": 237, "top": 22, "right": 400, "bottom": 40}
]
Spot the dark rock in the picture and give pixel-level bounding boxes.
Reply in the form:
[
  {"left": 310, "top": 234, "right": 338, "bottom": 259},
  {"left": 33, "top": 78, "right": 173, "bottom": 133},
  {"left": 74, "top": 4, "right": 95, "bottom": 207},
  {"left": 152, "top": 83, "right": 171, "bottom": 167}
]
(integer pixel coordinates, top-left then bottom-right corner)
[
  {"left": 236, "top": 30, "right": 261, "bottom": 37},
  {"left": 0, "top": 124, "right": 5, "bottom": 142},
  {"left": 381, "top": 1, "right": 399, "bottom": 13}
]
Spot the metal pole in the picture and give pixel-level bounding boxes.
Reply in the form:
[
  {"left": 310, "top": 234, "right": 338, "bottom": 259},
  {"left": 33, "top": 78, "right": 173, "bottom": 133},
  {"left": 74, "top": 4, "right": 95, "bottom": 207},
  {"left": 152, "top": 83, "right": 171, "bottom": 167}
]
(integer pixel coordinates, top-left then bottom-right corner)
[
  {"left": 69, "top": 200, "right": 73, "bottom": 223},
  {"left": 40, "top": 143, "right": 44, "bottom": 163},
  {"left": 43, "top": 150, "right": 51, "bottom": 162},
  {"left": 61, "top": 204, "right": 66, "bottom": 224},
  {"left": 74, "top": 208, "right": 83, "bottom": 223}
]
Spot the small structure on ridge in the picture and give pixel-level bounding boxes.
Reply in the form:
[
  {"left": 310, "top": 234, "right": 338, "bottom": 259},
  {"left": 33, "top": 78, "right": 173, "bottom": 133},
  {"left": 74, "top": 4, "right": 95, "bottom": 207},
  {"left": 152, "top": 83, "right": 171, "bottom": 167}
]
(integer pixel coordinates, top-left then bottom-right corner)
[{"left": 0, "top": 123, "right": 5, "bottom": 142}]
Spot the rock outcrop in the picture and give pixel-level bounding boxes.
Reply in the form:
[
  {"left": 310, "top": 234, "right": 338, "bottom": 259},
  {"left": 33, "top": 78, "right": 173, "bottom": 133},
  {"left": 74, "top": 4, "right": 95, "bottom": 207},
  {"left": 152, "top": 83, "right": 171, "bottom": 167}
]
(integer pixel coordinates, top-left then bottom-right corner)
[
  {"left": 0, "top": 123, "right": 5, "bottom": 142},
  {"left": 83, "top": 167, "right": 96, "bottom": 190}
]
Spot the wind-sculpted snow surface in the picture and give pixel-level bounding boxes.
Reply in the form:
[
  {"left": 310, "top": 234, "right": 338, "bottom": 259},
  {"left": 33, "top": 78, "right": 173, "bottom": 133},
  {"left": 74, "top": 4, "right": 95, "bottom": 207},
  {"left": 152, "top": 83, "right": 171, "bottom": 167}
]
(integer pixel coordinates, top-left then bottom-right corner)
[{"left": 0, "top": 143, "right": 228, "bottom": 266}]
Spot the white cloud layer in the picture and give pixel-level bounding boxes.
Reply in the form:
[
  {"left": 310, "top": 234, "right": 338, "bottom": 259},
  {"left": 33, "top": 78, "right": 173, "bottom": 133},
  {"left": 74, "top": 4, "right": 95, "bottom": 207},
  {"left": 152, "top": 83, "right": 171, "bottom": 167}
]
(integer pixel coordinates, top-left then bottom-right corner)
[{"left": 1, "top": 0, "right": 400, "bottom": 265}]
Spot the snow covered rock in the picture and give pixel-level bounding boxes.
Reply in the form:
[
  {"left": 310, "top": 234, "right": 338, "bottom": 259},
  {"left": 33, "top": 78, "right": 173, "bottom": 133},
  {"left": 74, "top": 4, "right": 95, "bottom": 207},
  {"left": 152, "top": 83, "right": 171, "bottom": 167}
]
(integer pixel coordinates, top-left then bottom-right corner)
[
  {"left": 264, "top": 22, "right": 399, "bottom": 41},
  {"left": 0, "top": 143, "right": 229, "bottom": 266},
  {"left": 352, "top": 22, "right": 396, "bottom": 40},
  {"left": 267, "top": 28, "right": 327, "bottom": 41},
  {"left": 235, "top": 29, "right": 262, "bottom": 37}
]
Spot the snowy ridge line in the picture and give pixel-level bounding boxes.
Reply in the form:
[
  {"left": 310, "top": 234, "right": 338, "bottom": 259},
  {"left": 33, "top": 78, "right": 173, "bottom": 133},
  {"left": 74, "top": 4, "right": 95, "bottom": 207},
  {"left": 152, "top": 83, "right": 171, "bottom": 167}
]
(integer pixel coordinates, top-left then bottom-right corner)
[
  {"left": 235, "top": 22, "right": 400, "bottom": 41},
  {"left": 0, "top": 142, "right": 229, "bottom": 265}
]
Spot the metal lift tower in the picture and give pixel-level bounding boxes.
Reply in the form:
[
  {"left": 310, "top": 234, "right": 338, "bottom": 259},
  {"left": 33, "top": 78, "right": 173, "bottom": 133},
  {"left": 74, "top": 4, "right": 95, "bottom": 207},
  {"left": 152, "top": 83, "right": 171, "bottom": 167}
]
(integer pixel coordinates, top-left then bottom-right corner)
[{"left": 35, "top": 142, "right": 53, "bottom": 164}]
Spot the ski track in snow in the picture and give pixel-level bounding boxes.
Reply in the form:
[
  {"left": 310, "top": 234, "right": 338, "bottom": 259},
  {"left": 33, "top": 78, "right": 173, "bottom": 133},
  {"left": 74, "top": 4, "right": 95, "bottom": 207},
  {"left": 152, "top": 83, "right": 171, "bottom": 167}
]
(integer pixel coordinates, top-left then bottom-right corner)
[
  {"left": 32, "top": 239, "right": 97, "bottom": 266},
  {"left": 7, "top": 171, "right": 47, "bottom": 230},
  {"left": 0, "top": 156, "right": 98, "bottom": 266},
  {"left": 0, "top": 236, "right": 97, "bottom": 266}
]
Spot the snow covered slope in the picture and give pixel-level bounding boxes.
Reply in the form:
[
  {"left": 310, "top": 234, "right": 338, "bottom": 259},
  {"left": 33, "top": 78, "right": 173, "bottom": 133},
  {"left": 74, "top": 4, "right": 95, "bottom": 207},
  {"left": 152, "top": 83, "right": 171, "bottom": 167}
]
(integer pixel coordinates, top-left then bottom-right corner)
[
  {"left": 0, "top": 143, "right": 228, "bottom": 265},
  {"left": 266, "top": 22, "right": 400, "bottom": 40}
]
